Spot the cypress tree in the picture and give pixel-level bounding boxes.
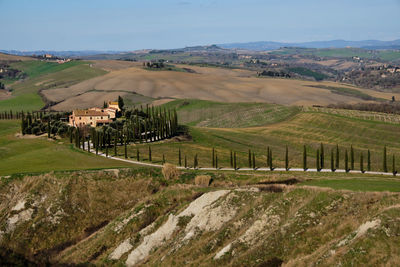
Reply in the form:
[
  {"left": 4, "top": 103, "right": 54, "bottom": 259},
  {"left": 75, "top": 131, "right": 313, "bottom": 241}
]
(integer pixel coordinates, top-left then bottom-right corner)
[
  {"left": 367, "top": 149, "right": 371, "bottom": 172},
  {"left": 69, "top": 128, "right": 73, "bottom": 143},
  {"left": 303, "top": 145, "right": 307, "bottom": 171},
  {"left": 96, "top": 133, "right": 99, "bottom": 155},
  {"left": 285, "top": 145, "right": 289, "bottom": 171},
  {"left": 212, "top": 148, "right": 215, "bottom": 168},
  {"left": 252, "top": 152, "right": 256, "bottom": 170},
  {"left": 345, "top": 150, "right": 349, "bottom": 172},
  {"left": 316, "top": 149, "right": 320, "bottom": 172},
  {"left": 194, "top": 154, "right": 198, "bottom": 169},
  {"left": 136, "top": 148, "right": 140, "bottom": 161},
  {"left": 350, "top": 145, "right": 354, "bottom": 170},
  {"left": 148, "top": 146, "right": 152, "bottom": 161},
  {"left": 269, "top": 149, "right": 273, "bottom": 171},
  {"left": 216, "top": 153, "right": 218, "bottom": 169},
  {"left": 331, "top": 149, "right": 335, "bottom": 172},
  {"left": 234, "top": 152, "right": 237, "bottom": 170},
  {"left": 336, "top": 144, "right": 339, "bottom": 169},
  {"left": 230, "top": 150, "right": 233, "bottom": 168},
  {"left": 87, "top": 136, "right": 90, "bottom": 152},
  {"left": 248, "top": 149, "right": 252, "bottom": 168},
  {"left": 114, "top": 135, "right": 117, "bottom": 156},
  {"left": 360, "top": 153, "right": 364, "bottom": 173},
  {"left": 393, "top": 154, "right": 397, "bottom": 176},
  {"left": 82, "top": 137, "right": 85, "bottom": 150},
  {"left": 178, "top": 148, "right": 182, "bottom": 166},
  {"left": 383, "top": 145, "right": 388, "bottom": 172},
  {"left": 106, "top": 144, "right": 109, "bottom": 157},
  {"left": 184, "top": 155, "right": 187, "bottom": 168},
  {"left": 47, "top": 120, "right": 50, "bottom": 138},
  {"left": 267, "top": 146, "right": 270, "bottom": 167},
  {"left": 320, "top": 143, "right": 324, "bottom": 169},
  {"left": 124, "top": 137, "right": 127, "bottom": 159}
]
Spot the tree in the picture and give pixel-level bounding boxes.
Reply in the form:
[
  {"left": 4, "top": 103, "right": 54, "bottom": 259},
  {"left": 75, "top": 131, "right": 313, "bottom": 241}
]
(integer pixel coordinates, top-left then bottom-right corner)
[
  {"left": 136, "top": 148, "right": 140, "bottom": 161},
  {"left": 267, "top": 146, "right": 270, "bottom": 167},
  {"left": 360, "top": 153, "right": 364, "bottom": 173},
  {"left": 269, "top": 149, "right": 273, "bottom": 171},
  {"left": 118, "top": 95, "right": 125, "bottom": 111},
  {"left": 303, "top": 145, "right": 307, "bottom": 171},
  {"left": 178, "top": 148, "right": 182, "bottom": 166},
  {"left": 383, "top": 145, "right": 388, "bottom": 172},
  {"left": 103, "top": 101, "right": 107, "bottom": 108},
  {"left": 234, "top": 152, "right": 237, "bottom": 170},
  {"left": 184, "top": 155, "right": 187, "bottom": 168},
  {"left": 216, "top": 153, "right": 218, "bottom": 169},
  {"left": 212, "top": 148, "right": 216, "bottom": 168},
  {"left": 47, "top": 120, "right": 50, "bottom": 138},
  {"left": 367, "top": 149, "right": 371, "bottom": 172},
  {"left": 285, "top": 145, "right": 289, "bottom": 171},
  {"left": 345, "top": 150, "right": 349, "bottom": 172},
  {"left": 230, "top": 150, "right": 233, "bottom": 168},
  {"left": 316, "top": 149, "right": 320, "bottom": 172},
  {"left": 350, "top": 145, "right": 354, "bottom": 170},
  {"left": 331, "top": 149, "right": 335, "bottom": 172},
  {"left": 252, "top": 152, "right": 256, "bottom": 170},
  {"left": 148, "top": 146, "right": 152, "bottom": 161},
  {"left": 320, "top": 143, "right": 324, "bottom": 169},
  {"left": 194, "top": 154, "right": 198, "bottom": 169},
  {"left": 248, "top": 149, "right": 252, "bottom": 168},
  {"left": 393, "top": 154, "right": 397, "bottom": 176},
  {"left": 336, "top": 144, "right": 339, "bottom": 169}
]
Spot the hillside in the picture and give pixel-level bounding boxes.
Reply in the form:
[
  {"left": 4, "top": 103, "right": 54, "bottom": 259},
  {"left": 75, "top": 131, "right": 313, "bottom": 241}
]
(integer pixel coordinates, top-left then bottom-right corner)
[
  {"left": 42, "top": 61, "right": 400, "bottom": 111},
  {"left": 1, "top": 169, "right": 400, "bottom": 266},
  {"left": 0, "top": 52, "right": 34, "bottom": 62}
]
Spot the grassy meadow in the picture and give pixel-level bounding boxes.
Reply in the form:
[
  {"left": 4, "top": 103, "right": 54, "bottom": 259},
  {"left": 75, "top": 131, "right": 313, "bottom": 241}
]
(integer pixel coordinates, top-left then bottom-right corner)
[{"left": 0, "top": 120, "right": 133, "bottom": 176}]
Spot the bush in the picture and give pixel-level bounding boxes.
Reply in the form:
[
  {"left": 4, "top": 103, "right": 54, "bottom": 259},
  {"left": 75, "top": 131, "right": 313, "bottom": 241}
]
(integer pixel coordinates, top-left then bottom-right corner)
[
  {"left": 25, "top": 126, "right": 32, "bottom": 134},
  {"left": 162, "top": 164, "right": 180, "bottom": 180},
  {"left": 194, "top": 175, "right": 212, "bottom": 186},
  {"left": 31, "top": 126, "right": 41, "bottom": 135}
]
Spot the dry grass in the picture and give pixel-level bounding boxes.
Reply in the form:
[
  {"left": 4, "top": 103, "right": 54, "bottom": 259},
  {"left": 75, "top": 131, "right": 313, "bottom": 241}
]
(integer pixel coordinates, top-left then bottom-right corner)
[
  {"left": 162, "top": 163, "right": 180, "bottom": 180},
  {"left": 41, "top": 61, "right": 398, "bottom": 110},
  {"left": 0, "top": 52, "right": 34, "bottom": 61},
  {"left": 194, "top": 175, "right": 212, "bottom": 186}
]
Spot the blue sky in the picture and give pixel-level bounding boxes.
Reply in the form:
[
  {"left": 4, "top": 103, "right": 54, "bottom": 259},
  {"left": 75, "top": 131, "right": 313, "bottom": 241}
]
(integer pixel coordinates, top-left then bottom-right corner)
[{"left": 0, "top": 0, "right": 399, "bottom": 50}]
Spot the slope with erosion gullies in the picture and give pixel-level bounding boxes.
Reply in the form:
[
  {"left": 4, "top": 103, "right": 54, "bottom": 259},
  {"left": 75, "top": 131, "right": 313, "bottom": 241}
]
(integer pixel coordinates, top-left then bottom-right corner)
[
  {"left": 1, "top": 169, "right": 400, "bottom": 266},
  {"left": 42, "top": 61, "right": 394, "bottom": 111}
]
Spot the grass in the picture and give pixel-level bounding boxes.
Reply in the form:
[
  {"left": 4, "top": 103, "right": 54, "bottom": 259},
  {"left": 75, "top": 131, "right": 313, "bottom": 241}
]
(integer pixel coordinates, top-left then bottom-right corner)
[
  {"left": 0, "top": 60, "right": 106, "bottom": 112},
  {"left": 288, "top": 67, "right": 328, "bottom": 81},
  {"left": 0, "top": 120, "right": 133, "bottom": 176},
  {"left": 113, "top": 104, "right": 400, "bottom": 173},
  {"left": 162, "top": 99, "right": 301, "bottom": 127},
  {"left": 308, "top": 85, "right": 381, "bottom": 101}
]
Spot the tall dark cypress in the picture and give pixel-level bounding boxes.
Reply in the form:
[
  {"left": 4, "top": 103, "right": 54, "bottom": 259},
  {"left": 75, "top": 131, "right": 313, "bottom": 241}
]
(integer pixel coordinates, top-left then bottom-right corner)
[
  {"left": 267, "top": 146, "right": 270, "bottom": 167},
  {"left": 212, "top": 148, "right": 215, "bottom": 168},
  {"left": 367, "top": 149, "right": 371, "bottom": 172},
  {"left": 194, "top": 154, "right": 198, "bottom": 169},
  {"left": 215, "top": 153, "right": 218, "bottom": 169},
  {"left": 350, "top": 145, "right": 354, "bottom": 170},
  {"left": 336, "top": 144, "right": 339, "bottom": 169},
  {"left": 303, "top": 145, "right": 307, "bottom": 171},
  {"left": 360, "top": 153, "right": 364, "bottom": 173},
  {"left": 184, "top": 155, "right": 187, "bottom": 168},
  {"left": 393, "top": 154, "right": 397, "bottom": 176},
  {"left": 87, "top": 136, "right": 90, "bottom": 152},
  {"left": 47, "top": 120, "right": 50, "bottom": 138},
  {"left": 269, "top": 149, "right": 273, "bottom": 171},
  {"left": 383, "top": 145, "right": 388, "bottom": 172},
  {"left": 148, "top": 146, "right": 152, "bottom": 161},
  {"left": 248, "top": 149, "right": 252, "bottom": 168},
  {"left": 345, "top": 149, "right": 349, "bottom": 172},
  {"left": 285, "top": 145, "right": 289, "bottom": 171},
  {"left": 230, "top": 150, "right": 233, "bottom": 168},
  {"left": 96, "top": 133, "right": 99, "bottom": 155},
  {"left": 331, "top": 149, "right": 335, "bottom": 172},
  {"left": 124, "top": 136, "right": 128, "bottom": 159},
  {"left": 320, "top": 143, "right": 324, "bottom": 169},
  {"left": 252, "top": 152, "right": 256, "bottom": 170},
  {"left": 234, "top": 152, "right": 237, "bottom": 170},
  {"left": 178, "top": 148, "right": 182, "bottom": 166},
  {"left": 136, "top": 148, "right": 140, "bottom": 161},
  {"left": 316, "top": 149, "right": 320, "bottom": 172}
]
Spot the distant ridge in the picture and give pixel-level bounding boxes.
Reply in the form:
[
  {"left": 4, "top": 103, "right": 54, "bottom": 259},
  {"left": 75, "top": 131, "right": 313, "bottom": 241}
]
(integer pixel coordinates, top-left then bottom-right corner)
[{"left": 218, "top": 39, "right": 400, "bottom": 51}]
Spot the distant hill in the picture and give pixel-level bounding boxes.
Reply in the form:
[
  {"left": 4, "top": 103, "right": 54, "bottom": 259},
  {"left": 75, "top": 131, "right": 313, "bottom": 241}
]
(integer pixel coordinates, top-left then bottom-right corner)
[
  {"left": 0, "top": 50, "right": 124, "bottom": 58},
  {"left": 219, "top": 39, "right": 400, "bottom": 51},
  {"left": 0, "top": 52, "right": 35, "bottom": 61}
]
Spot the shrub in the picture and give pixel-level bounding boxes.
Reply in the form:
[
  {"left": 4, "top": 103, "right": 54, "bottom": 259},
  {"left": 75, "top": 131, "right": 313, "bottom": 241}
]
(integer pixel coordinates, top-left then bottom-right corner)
[
  {"left": 31, "top": 126, "right": 41, "bottom": 135},
  {"left": 194, "top": 175, "right": 212, "bottom": 186},
  {"left": 162, "top": 163, "right": 180, "bottom": 180}
]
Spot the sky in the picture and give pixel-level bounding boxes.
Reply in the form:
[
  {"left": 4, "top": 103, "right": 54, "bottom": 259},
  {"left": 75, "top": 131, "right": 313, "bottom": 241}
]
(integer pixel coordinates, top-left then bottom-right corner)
[{"left": 0, "top": 0, "right": 399, "bottom": 51}]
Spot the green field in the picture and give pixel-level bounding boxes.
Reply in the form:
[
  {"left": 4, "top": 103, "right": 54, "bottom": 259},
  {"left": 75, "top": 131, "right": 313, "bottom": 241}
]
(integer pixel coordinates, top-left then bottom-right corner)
[
  {"left": 114, "top": 101, "right": 400, "bottom": 174},
  {"left": 0, "top": 120, "right": 132, "bottom": 176},
  {"left": 0, "top": 60, "right": 106, "bottom": 112}
]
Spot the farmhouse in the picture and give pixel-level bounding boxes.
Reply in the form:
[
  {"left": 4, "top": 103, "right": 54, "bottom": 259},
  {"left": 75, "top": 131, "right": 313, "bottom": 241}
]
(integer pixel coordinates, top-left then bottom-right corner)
[{"left": 69, "top": 109, "right": 111, "bottom": 127}]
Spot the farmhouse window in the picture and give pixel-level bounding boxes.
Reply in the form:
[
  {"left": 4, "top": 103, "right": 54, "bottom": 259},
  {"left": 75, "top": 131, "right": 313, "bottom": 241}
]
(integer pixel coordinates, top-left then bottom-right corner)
[
  {"left": 79, "top": 117, "right": 81, "bottom": 120},
  {"left": 90, "top": 117, "right": 92, "bottom": 119}
]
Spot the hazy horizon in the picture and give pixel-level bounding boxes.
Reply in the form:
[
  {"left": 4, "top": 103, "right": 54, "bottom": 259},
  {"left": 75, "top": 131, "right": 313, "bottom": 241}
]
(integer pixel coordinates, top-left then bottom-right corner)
[{"left": 1, "top": 0, "right": 400, "bottom": 51}]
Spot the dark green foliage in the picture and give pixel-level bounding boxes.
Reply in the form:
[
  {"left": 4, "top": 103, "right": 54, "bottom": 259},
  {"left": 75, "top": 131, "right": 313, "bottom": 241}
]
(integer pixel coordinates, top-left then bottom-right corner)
[
  {"left": 303, "top": 145, "right": 307, "bottom": 171},
  {"left": 393, "top": 155, "right": 397, "bottom": 176},
  {"left": 234, "top": 152, "right": 237, "bottom": 170},
  {"left": 124, "top": 137, "right": 127, "bottom": 159},
  {"left": 248, "top": 149, "right": 252, "bottom": 168},
  {"left": 252, "top": 152, "right": 256, "bottom": 169},
  {"left": 367, "top": 149, "right": 371, "bottom": 171},
  {"left": 136, "top": 148, "right": 140, "bottom": 161},
  {"left": 360, "top": 153, "right": 364, "bottom": 173},
  {"left": 148, "top": 146, "right": 152, "bottom": 161},
  {"left": 184, "top": 155, "right": 187, "bottom": 168},
  {"left": 178, "top": 148, "right": 182, "bottom": 166},
  {"left": 194, "top": 154, "right": 198, "bottom": 169},
  {"left": 118, "top": 95, "right": 125, "bottom": 111},
  {"left": 285, "top": 145, "right": 289, "bottom": 171},
  {"left": 336, "top": 144, "right": 339, "bottom": 169},
  {"left": 331, "top": 149, "right": 335, "bottom": 172},
  {"left": 212, "top": 148, "right": 215, "bottom": 168},
  {"left": 267, "top": 146, "right": 270, "bottom": 167},
  {"left": 230, "top": 150, "right": 233, "bottom": 168},
  {"left": 383, "top": 146, "right": 388, "bottom": 172},
  {"left": 345, "top": 149, "right": 349, "bottom": 172},
  {"left": 320, "top": 143, "right": 324, "bottom": 169},
  {"left": 288, "top": 67, "right": 328, "bottom": 81},
  {"left": 316, "top": 150, "right": 320, "bottom": 171},
  {"left": 47, "top": 120, "right": 50, "bottom": 138},
  {"left": 350, "top": 145, "right": 354, "bottom": 170},
  {"left": 215, "top": 153, "right": 218, "bottom": 169},
  {"left": 269, "top": 149, "right": 273, "bottom": 171}
]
